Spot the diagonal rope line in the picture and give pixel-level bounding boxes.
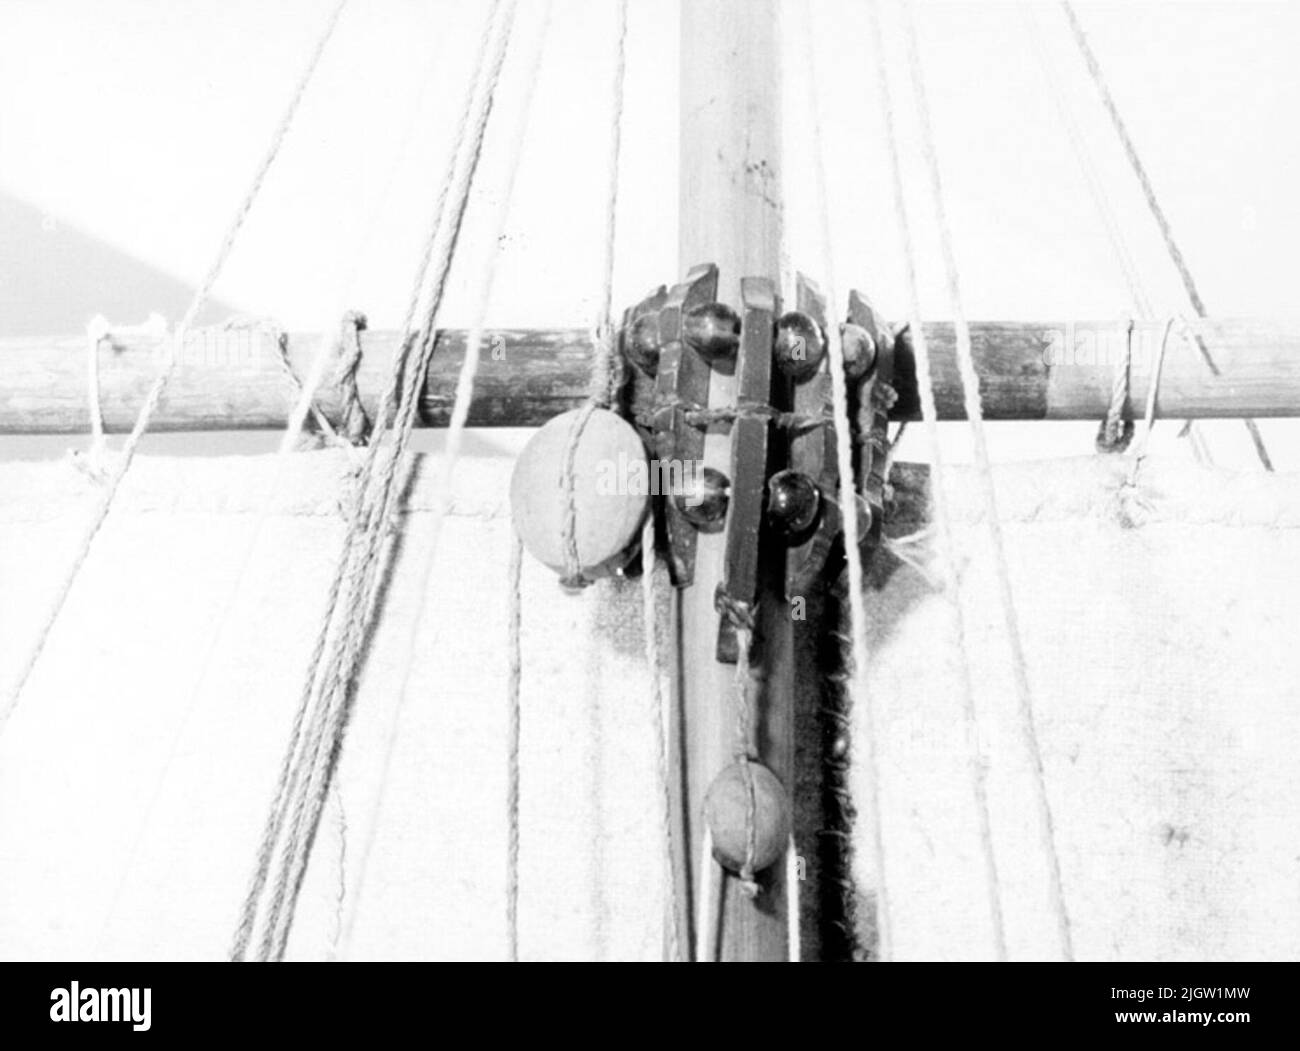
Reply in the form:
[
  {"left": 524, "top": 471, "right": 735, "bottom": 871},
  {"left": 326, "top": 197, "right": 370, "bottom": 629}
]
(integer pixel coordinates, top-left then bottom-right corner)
[
  {"left": 332, "top": 0, "right": 551, "bottom": 962},
  {"left": 256, "top": 0, "right": 521, "bottom": 963},
  {"left": 898, "top": 0, "right": 1073, "bottom": 960},
  {"left": 802, "top": 0, "right": 892, "bottom": 962},
  {"left": 228, "top": 0, "right": 508, "bottom": 962},
  {"left": 1022, "top": 3, "right": 1201, "bottom": 459},
  {"left": 505, "top": 531, "right": 525, "bottom": 961},
  {"left": 1059, "top": 0, "right": 1273, "bottom": 472},
  {"left": 865, "top": 0, "right": 1006, "bottom": 964},
  {"left": 0, "top": 0, "right": 349, "bottom": 728}
]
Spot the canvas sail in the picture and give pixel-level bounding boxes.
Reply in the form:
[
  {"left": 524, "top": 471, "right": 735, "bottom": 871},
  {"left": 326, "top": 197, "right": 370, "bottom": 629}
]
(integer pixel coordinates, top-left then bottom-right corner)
[{"left": 1, "top": 448, "right": 1295, "bottom": 961}]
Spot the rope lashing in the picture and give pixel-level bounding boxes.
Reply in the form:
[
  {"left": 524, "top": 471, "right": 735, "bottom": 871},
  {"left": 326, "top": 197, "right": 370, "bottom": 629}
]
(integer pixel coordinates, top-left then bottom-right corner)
[
  {"left": 0, "top": 0, "right": 347, "bottom": 729},
  {"left": 715, "top": 597, "right": 761, "bottom": 899},
  {"left": 1096, "top": 319, "right": 1136, "bottom": 453},
  {"left": 334, "top": 311, "right": 371, "bottom": 445},
  {"left": 225, "top": 315, "right": 354, "bottom": 450},
  {"left": 75, "top": 313, "right": 166, "bottom": 479},
  {"left": 84, "top": 316, "right": 111, "bottom": 468},
  {"left": 1060, "top": 0, "right": 1273, "bottom": 473}
]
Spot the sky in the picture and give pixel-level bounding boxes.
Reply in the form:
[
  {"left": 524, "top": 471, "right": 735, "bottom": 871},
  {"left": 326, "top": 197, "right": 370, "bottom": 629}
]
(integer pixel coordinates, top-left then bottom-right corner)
[{"left": 1, "top": 0, "right": 1297, "bottom": 464}]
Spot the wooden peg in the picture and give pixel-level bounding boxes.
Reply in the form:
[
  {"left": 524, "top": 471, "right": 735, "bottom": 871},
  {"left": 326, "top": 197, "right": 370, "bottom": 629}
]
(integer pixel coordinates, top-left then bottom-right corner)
[
  {"left": 846, "top": 290, "right": 898, "bottom": 541},
  {"left": 621, "top": 284, "right": 669, "bottom": 376},
  {"left": 715, "top": 276, "right": 777, "bottom": 663},
  {"left": 651, "top": 263, "right": 718, "bottom": 587},
  {"left": 784, "top": 274, "right": 839, "bottom": 598}
]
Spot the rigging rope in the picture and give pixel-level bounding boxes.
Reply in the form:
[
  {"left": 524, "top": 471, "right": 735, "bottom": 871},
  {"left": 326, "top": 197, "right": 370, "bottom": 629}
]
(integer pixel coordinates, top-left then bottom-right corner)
[
  {"left": 505, "top": 531, "right": 525, "bottom": 962},
  {"left": 260, "top": 1, "right": 519, "bottom": 961},
  {"left": 0, "top": 0, "right": 348, "bottom": 728},
  {"left": 898, "top": 0, "right": 1073, "bottom": 959},
  {"left": 335, "top": 0, "right": 550, "bottom": 961},
  {"left": 1059, "top": 0, "right": 1274, "bottom": 472},
  {"left": 557, "top": 0, "right": 629, "bottom": 588},
  {"left": 1022, "top": 4, "right": 1209, "bottom": 460},
  {"left": 229, "top": 0, "right": 516, "bottom": 961},
  {"left": 641, "top": 517, "right": 684, "bottom": 962},
  {"left": 801, "top": 0, "right": 893, "bottom": 961},
  {"left": 865, "top": 0, "right": 1004, "bottom": 963}
]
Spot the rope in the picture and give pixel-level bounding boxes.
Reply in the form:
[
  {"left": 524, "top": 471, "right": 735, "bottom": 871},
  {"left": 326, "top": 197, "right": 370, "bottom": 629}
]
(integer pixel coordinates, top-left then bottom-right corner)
[
  {"left": 85, "top": 316, "right": 110, "bottom": 467},
  {"left": 229, "top": 0, "right": 513, "bottom": 961},
  {"left": 805, "top": 0, "right": 892, "bottom": 960},
  {"left": 1059, "top": 0, "right": 1273, "bottom": 472},
  {"left": 1022, "top": 4, "right": 1210, "bottom": 460},
  {"left": 1129, "top": 317, "right": 1177, "bottom": 483},
  {"left": 259, "top": 0, "right": 519, "bottom": 963},
  {"left": 557, "top": 0, "right": 629, "bottom": 589},
  {"left": 642, "top": 517, "right": 684, "bottom": 961},
  {"left": 899, "top": 0, "right": 1072, "bottom": 959},
  {"left": 868, "top": 1, "right": 1008, "bottom": 963},
  {"left": 730, "top": 625, "right": 760, "bottom": 898},
  {"left": 505, "top": 530, "right": 524, "bottom": 962},
  {"left": 786, "top": 836, "right": 802, "bottom": 963},
  {"left": 88, "top": 315, "right": 353, "bottom": 962},
  {"left": 1096, "top": 319, "right": 1135, "bottom": 453},
  {"left": 0, "top": 0, "right": 348, "bottom": 727},
  {"left": 333, "top": 0, "right": 548, "bottom": 961},
  {"left": 696, "top": 827, "right": 720, "bottom": 963}
]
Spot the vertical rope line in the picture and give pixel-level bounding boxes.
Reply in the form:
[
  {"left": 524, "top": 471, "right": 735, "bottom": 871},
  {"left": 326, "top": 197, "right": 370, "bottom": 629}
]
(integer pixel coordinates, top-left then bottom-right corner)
[
  {"left": 1097, "top": 319, "right": 1135, "bottom": 453},
  {"left": 866, "top": 0, "right": 1007, "bottom": 963},
  {"left": 642, "top": 518, "right": 684, "bottom": 962},
  {"left": 505, "top": 530, "right": 524, "bottom": 962},
  {"left": 803, "top": 0, "right": 892, "bottom": 961},
  {"left": 696, "top": 828, "right": 719, "bottom": 963},
  {"left": 785, "top": 835, "right": 802, "bottom": 963},
  {"left": 557, "top": 0, "right": 629, "bottom": 589},
  {"left": 899, "top": 0, "right": 1072, "bottom": 960},
  {"left": 595, "top": 0, "right": 629, "bottom": 377},
  {"left": 1059, "top": 0, "right": 1273, "bottom": 472},
  {"left": 731, "top": 627, "right": 760, "bottom": 898},
  {"left": 85, "top": 317, "right": 110, "bottom": 462},
  {"left": 1, "top": 0, "right": 348, "bottom": 726},
  {"left": 1129, "top": 317, "right": 1177, "bottom": 482},
  {"left": 332, "top": 0, "right": 547, "bottom": 962},
  {"left": 259, "top": 0, "right": 520, "bottom": 963}
]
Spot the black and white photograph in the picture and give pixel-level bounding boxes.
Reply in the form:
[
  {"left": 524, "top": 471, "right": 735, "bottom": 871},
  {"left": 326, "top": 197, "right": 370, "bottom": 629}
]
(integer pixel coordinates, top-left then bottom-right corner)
[{"left": 0, "top": 0, "right": 1294, "bottom": 1034}]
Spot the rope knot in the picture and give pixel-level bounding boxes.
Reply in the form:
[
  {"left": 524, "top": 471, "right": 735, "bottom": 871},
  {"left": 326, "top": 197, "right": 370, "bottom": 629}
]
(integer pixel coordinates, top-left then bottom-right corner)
[{"left": 334, "top": 311, "right": 371, "bottom": 445}]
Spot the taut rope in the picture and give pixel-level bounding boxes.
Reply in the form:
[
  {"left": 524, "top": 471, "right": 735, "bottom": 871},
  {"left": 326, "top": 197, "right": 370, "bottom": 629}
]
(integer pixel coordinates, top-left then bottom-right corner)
[
  {"left": 867, "top": 0, "right": 1009, "bottom": 962},
  {"left": 229, "top": 0, "right": 515, "bottom": 962},
  {"left": 802, "top": 0, "right": 893, "bottom": 962},
  {"left": 899, "top": 0, "right": 1073, "bottom": 959},
  {"left": 1060, "top": 0, "right": 1273, "bottom": 472},
  {"left": 0, "top": 0, "right": 348, "bottom": 727}
]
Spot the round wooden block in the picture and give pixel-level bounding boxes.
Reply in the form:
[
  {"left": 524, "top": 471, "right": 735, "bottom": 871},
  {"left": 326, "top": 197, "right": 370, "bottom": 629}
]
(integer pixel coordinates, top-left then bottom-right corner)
[
  {"left": 703, "top": 760, "right": 790, "bottom": 875},
  {"left": 509, "top": 407, "right": 650, "bottom": 581}
]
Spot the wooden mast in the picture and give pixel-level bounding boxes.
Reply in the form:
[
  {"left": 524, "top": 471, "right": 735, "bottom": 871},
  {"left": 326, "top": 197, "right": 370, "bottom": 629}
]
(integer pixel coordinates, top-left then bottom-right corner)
[{"left": 678, "top": 0, "right": 791, "bottom": 962}]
